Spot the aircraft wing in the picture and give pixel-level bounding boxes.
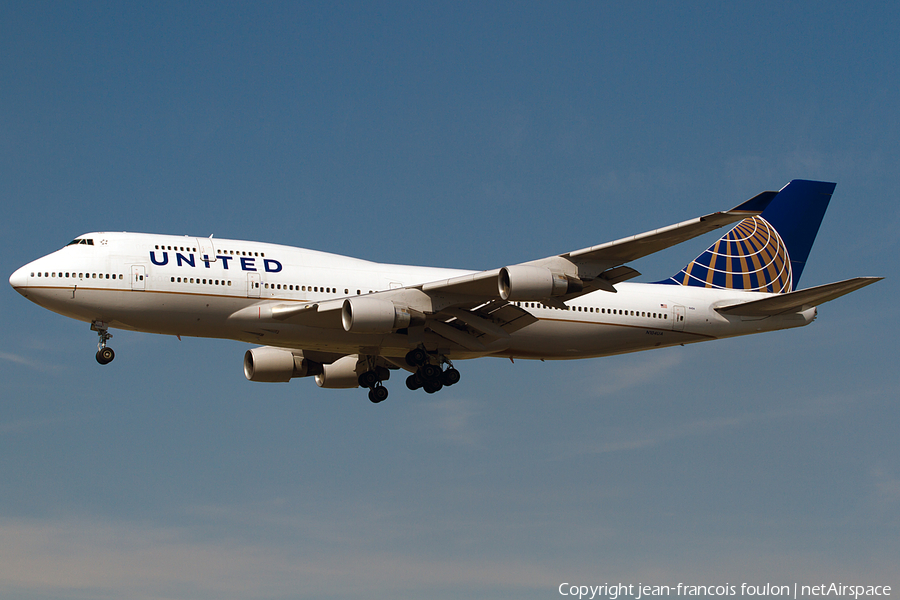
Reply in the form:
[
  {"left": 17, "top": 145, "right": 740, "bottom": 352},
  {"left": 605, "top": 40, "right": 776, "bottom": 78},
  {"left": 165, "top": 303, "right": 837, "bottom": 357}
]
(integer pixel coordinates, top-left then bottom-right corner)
[
  {"left": 419, "top": 189, "right": 777, "bottom": 298},
  {"left": 234, "top": 189, "right": 778, "bottom": 351},
  {"left": 715, "top": 277, "right": 883, "bottom": 317}
]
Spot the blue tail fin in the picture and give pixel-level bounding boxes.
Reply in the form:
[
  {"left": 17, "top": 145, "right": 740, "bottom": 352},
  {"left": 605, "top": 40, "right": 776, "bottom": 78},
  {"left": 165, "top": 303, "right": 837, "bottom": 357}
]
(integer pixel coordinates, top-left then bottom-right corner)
[{"left": 665, "top": 180, "right": 835, "bottom": 292}]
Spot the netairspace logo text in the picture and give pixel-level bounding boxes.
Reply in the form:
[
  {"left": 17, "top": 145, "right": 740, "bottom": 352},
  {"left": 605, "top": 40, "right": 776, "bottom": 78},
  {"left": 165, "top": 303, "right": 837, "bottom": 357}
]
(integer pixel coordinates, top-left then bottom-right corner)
[{"left": 558, "top": 583, "right": 892, "bottom": 600}]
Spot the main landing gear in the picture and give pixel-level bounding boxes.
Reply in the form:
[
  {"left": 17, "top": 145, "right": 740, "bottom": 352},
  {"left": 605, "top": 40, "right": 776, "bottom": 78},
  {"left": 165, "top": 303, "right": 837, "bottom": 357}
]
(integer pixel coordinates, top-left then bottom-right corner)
[
  {"left": 403, "top": 348, "right": 461, "bottom": 394},
  {"left": 358, "top": 349, "right": 459, "bottom": 403},
  {"left": 91, "top": 321, "right": 115, "bottom": 365},
  {"left": 358, "top": 366, "right": 390, "bottom": 404}
]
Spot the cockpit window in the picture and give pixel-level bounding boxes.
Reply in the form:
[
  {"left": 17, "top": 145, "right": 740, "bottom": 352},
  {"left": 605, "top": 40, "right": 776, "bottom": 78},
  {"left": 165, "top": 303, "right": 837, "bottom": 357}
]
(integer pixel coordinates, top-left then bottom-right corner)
[{"left": 66, "top": 238, "right": 94, "bottom": 246}]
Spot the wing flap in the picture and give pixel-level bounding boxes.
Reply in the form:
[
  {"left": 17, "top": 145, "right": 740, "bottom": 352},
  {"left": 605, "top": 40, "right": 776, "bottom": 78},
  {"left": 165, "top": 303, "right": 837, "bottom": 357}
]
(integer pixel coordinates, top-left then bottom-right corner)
[
  {"left": 715, "top": 277, "right": 883, "bottom": 317},
  {"left": 420, "top": 268, "right": 500, "bottom": 296},
  {"left": 229, "top": 299, "right": 344, "bottom": 329}
]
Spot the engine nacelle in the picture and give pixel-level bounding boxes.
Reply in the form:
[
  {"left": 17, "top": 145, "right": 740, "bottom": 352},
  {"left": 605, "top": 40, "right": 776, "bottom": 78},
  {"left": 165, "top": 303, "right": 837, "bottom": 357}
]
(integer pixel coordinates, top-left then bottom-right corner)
[
  {"left": 315, "top": 354, "right": 361, "bottom": 388},
  {"left": 243, "top": 347, "right": 322, "bottom": 382},
  {"left": 341, "top": 297, "right": 414, "bottom": 334},
  {"left": 498, "top": 265, "right": 583, "bottom": 301}
]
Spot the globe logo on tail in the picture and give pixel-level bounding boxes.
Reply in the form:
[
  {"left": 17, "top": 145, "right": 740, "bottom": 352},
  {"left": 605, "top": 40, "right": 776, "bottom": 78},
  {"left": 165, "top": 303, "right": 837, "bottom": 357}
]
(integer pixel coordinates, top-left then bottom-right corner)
[{"left": 669, "top": 216, "right": 792, "bottom": 293}]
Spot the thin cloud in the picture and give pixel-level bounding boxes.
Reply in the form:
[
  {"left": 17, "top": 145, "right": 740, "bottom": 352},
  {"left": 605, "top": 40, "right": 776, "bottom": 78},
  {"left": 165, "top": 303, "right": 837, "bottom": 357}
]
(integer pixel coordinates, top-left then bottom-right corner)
[
  {"left": 581, "top": 351, "right": 684, "bottom": 399},
  {"left": 869, "top": 466, "right": 900, "bottom": 523},
  {"left": 0, "top": 516, "right": 561, "bottom": 599},
  {"left": 564, "top": 413, "right": 752, "bottom": 457},
  {"left": 0, "top": 416, "right": 64, "bottom": 435},
  {"left": 0, "top": 352, "right": 43, "bottom": 369},
  {"left": 558, "top": 402, "right": 838, "bottom": 458},
  {"left": 404, "top": 397, "right": 481, "bottom": 447}
]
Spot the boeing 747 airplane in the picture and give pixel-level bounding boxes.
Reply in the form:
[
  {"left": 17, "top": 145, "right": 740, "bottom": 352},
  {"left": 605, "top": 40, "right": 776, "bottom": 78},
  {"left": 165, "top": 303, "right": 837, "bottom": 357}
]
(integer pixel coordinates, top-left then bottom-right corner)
[{"left": 9, "top": 180, "right": 881, "bottom": 403}]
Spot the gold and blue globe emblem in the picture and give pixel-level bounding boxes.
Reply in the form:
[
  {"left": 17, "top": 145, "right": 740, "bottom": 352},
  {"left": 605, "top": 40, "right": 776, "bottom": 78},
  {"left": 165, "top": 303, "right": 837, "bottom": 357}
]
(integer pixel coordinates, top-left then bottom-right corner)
[{"left": 671, "top": 217, "right": 792, "bottom": 293}]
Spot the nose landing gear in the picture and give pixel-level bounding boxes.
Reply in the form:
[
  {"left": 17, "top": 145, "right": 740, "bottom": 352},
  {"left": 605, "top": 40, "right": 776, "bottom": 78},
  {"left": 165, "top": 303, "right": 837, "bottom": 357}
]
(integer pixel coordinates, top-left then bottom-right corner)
[{"left": 91, "top": 321, "right": 115, "bottom": 365}]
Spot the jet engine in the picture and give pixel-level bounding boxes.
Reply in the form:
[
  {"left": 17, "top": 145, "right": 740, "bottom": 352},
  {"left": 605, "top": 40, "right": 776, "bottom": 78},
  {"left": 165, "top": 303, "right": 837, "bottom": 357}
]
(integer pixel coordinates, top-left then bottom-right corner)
[
  {"left": 314, "top": 354, "right": 361, "bottom": 388},
  {"left": 498, "top": 265, "right": 583, "bottom": 301},
  {"left": 341, "top": 297, "right": 418, "bottom": 334},
  {"left": 243, "top": 347, "right": 322, "bottom": 382}
]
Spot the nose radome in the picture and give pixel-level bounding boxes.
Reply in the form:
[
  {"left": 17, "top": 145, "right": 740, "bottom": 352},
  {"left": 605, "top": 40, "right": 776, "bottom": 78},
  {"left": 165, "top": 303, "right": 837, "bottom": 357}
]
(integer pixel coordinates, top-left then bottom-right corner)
[{"left": 9, "top": 265, "right": 29, "bottom": 292}]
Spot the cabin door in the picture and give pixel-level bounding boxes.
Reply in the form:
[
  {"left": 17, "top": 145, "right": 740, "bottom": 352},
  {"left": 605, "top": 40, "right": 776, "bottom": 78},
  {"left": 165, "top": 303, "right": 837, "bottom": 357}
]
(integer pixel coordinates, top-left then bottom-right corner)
[
  {"left": 131, "top": 265, "right": 146, "bottom": 291},
  {"left": 247, "top": 272, "right": 261, "bottom": 298},
  {"left": 673, "top": 305, "right": 686, "bottom": 332},
  {"left": 197, "top": 237, "right": 217, "bottom": 265}
]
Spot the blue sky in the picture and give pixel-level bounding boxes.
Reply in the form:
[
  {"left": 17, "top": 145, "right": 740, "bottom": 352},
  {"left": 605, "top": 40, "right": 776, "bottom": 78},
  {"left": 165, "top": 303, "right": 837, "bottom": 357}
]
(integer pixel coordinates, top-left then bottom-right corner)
[{"left": 2, "top": 2, "right": 898, "bottom": 599}]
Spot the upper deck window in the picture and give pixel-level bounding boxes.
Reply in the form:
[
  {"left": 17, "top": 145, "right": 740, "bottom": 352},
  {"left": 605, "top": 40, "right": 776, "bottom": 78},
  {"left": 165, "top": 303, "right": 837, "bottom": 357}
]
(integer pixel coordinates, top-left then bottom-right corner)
[{"left": 66, "top": 238, "right": 94, "bottom": 246}]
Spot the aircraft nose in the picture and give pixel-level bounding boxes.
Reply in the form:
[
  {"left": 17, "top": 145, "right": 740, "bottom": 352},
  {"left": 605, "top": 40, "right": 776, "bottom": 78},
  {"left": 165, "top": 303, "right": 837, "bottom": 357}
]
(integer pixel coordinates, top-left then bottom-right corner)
[{"left": 9, "top": 265, "right": 29, "bottom": 294}]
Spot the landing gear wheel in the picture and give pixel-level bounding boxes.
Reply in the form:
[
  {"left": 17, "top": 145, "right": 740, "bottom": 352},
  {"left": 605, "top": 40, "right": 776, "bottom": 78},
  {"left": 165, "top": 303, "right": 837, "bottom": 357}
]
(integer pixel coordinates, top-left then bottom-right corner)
[
  {"left": 406, "top": 373, "right": 422, "bottom": 391},
  {"left": 423, "top": 381, "right": 443, "bottom": 394},
  {"left": 420, "top": 363, "right": 441, "bottom": 382},
  {"left": 368, "top": 385, "right": 389, "bottom": 403},
  {"left": 405, "top": 348, "right": 428, "bottom": 367},
  {"left": 441, "top": 367, "right": 461, "bottom": 386},
  {"left": 96, "top": 347, "right": 115, "bottom": 365},
  {"left": 358, "top": 370, "right": 379, "bottom": 388}
]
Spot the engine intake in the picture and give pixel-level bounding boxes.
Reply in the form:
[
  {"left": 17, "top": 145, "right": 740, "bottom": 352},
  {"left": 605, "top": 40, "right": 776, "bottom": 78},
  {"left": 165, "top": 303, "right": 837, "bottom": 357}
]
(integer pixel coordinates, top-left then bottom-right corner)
[
  {"left": 243, "top": 347, "right": 322, "bottom": 382},
  {"left": 342, "top": 297, "right": 418, "bottom": 334},
  {"left": 315, "top": 354, "right": 361, "bottom": 388},
  {"left": 498, "top": 265, "right": 583, "bottom": 301}
]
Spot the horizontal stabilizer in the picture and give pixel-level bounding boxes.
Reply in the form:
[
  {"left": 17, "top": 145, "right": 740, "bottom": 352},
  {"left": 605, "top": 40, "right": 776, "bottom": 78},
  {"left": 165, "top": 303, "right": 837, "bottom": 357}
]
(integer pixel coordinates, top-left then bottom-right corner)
[{"left": 715, "top": 277, "right": 882, "bottom": 317}]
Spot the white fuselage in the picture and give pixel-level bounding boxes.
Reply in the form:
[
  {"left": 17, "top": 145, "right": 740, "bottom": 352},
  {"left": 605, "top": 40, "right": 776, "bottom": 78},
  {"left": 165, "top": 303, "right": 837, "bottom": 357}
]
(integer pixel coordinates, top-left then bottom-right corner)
[{"left": 9, "top": 232, "right": 816, "bottom": 361}]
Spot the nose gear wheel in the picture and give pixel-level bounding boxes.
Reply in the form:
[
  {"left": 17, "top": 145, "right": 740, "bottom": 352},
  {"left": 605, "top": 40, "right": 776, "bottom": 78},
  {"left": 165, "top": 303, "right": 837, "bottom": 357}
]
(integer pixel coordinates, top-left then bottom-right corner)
[{"left": 91, "top": 321, "right": 115, "bottom": 365}]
